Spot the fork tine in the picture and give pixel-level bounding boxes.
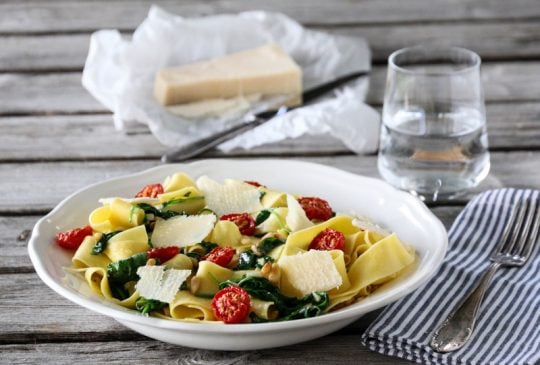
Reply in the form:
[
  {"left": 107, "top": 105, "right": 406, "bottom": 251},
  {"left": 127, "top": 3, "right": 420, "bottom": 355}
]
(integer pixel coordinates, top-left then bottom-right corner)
[
  {"left": 513, "top": 199, "right": 535, "bottom": 256},
  {"left": 520, "top": 199, "right": 540, "bottom": 260},
  {"left": 497, "top": 200, "right": 528, "bottom": 255}
]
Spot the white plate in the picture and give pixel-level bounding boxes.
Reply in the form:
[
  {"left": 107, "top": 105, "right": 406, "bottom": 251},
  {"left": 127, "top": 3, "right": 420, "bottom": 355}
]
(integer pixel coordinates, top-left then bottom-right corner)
[{"left": 28, "top": 159, "right": 448, "bottom": 350}]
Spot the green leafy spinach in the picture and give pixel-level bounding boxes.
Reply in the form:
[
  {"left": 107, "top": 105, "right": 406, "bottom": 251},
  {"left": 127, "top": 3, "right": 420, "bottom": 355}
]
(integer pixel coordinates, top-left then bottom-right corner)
[
  {"left": 135, "top": 297, "right": 167, "bottom": 314},
  {"left": 91, "top": 231, "right": 120, "bottom": 255},
  {"left": 219, "top": 276, "right": 329, "bottom": 321},
  {"left": 255, "top": 209, "right": 272, "bottom": 226}
]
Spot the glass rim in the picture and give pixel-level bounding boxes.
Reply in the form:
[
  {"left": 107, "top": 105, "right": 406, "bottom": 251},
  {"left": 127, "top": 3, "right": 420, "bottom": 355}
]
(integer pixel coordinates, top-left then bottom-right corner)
[{"left": 388, "top": 45, "right": 481, "bottom": 76}]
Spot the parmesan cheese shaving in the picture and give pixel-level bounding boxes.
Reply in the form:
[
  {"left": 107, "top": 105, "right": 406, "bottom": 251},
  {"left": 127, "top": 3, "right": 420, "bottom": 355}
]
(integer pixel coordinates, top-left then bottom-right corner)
[
  {"left": 151, "top": 214, "right": 216, "bottom": 247},
  {"left": 279, "top": 250, "right": 342, "bottom": 296},
  {"left": 285, "top": 194, "right": 314, "bottom": 232},
  {"left": 196, "top": 176, "right": 262, "bottom": 216},
  {"left": 135, "top": 265, "right": 191, "bottom": 304}
]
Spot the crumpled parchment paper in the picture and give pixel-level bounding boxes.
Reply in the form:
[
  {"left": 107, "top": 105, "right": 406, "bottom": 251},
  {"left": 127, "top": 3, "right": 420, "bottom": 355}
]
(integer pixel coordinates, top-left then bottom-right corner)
[{"left": 82, "top": 5, "right": 380, "bottom": 154}]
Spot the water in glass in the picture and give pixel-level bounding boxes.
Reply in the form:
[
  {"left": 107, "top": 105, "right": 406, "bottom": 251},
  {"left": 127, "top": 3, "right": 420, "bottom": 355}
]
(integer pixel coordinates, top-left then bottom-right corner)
[{"left": 378, "top": 106, "right": 490, "bottom": 201}]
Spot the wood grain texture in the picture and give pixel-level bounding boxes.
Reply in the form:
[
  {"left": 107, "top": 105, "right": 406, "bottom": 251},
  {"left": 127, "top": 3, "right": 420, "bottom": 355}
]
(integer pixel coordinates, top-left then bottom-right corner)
[
  {"left": 0, "top": 338, "right": 413, "bottom": 365},
  {"left": 0, "top": 216, "right": 38, "bottom": 273},
  {"left": 1, "top": 102, "right": 539, "bottom": 161},
  {"left": 3, "top": 20, "right": 540, "bottom": 72},
  {"left": 0, "top": 153, "right": 538, "bottom": 213},
  {"left": 1, "top": 0, "right": 540, "bottom": 34},
  {"left": 1, "top": 62, "right": 539, "bottom": 115}
]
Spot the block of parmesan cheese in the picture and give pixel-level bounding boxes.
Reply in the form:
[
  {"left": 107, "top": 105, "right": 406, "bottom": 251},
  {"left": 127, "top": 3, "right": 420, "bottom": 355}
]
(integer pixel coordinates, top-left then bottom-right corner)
[{"left": 154, "top": 44, "right": 302, "bottom": 106}]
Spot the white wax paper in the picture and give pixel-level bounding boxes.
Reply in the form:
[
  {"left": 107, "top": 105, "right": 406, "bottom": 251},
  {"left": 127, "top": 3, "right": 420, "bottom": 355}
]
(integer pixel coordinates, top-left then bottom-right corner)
[{"left": 82, "top": 5, "right": 380, "bottom": 153}]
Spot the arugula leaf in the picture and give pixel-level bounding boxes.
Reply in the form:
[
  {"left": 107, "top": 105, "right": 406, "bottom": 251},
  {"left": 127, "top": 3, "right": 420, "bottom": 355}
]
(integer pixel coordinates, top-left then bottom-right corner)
[
  {"left": 259, "top": 191, "right": 266, "bottom": 201},
  {"left": 91, "top": 231, "right": 120, "bottom": 255},
  {"left": 255, "top": 209, "right": 272, "bottom": 226},
  {"left": 135, "top": 297, "right": 167, "bottom": 314},
  {"left": 106, "top": 252, "right": 148, "bottom": 286},
  {"left": 219, "top": 276, "right": 329, "bottom": 321}
]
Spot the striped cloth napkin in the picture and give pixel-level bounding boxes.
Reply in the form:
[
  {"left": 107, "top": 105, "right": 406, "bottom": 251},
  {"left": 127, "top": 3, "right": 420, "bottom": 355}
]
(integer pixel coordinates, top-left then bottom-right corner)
[{"left": 362, "top": 188, "right": 540, "bottom": 365}]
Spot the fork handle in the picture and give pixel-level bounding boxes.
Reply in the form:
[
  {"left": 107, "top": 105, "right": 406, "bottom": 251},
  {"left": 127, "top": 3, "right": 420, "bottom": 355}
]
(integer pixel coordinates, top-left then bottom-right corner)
[{"left": 430, "top": 262, "right": 501, "bottom": 353}]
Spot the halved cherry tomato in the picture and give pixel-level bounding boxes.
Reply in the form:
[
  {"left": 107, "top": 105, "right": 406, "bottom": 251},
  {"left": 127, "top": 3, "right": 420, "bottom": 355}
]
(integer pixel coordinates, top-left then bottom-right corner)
[
  {"left": 203, "top": 247, "right": 235, "bottom": 267},
  {"left": 211, "top": 286, "right": 251, "bottom": 323},
  {"left": 244, "top": 180, "right": 265, "bottom": 188},
  {"left": 135, "top": 183, "right": 164, "bottom": 198},
  {"left": 220, "top": 213, "right": 256, "bottom": 236},
  {"left": 298, "top": 197, "right": 333, "bottom": 221},
  {"left": 55, "top": 225, "right": 93, "bottom": 250},
  {"left": 147, "top": 246, "right": 179, "bottom": 263},
  {"left": 309, "top": 228, "right": 345, "bottom": 251}
]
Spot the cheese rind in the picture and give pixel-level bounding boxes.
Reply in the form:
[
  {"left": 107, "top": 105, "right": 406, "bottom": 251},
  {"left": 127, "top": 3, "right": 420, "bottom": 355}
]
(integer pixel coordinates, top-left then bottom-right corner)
[{"left": 154, "top": 44, "right": 302, "bottom": 106}]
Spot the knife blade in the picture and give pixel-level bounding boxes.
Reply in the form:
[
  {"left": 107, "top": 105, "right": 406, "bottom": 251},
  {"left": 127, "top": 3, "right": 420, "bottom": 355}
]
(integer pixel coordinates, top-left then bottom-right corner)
[{"left": 161, "top": 70, "right": 369, "bottom": 163}]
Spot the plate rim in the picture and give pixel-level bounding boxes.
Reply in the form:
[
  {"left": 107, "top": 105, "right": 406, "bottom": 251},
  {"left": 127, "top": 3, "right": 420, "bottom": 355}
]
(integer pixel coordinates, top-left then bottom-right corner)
[{"left": 28, "top": 158, "right": 448, "bottom": 334}]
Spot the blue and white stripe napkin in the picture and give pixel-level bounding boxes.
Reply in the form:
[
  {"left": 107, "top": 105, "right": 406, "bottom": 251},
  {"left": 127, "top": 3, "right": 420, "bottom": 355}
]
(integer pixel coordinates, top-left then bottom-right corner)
[{"left": 362, "top": 188, "right": 540, "bottom": 365}]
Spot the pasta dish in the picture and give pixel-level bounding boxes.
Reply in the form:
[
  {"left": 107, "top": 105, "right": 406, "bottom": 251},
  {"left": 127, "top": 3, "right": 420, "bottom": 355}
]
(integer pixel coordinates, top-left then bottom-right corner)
[{"left": 56, "top": 172, "right": 415, "bottom": 324}]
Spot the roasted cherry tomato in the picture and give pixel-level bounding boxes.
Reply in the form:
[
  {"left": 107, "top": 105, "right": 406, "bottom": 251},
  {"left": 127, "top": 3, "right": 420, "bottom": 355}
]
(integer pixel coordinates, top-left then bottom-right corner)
[
  {"left": 244, "top": 180, "right": 265, "bottom": 188},
  {"left": 220, "top": 213, "right": 256, "bottom": 236},
  {"left": 135, "top": 183, "right": 164, "bottom": 198},
  {"left": 309, "top": 228, "right": 345, "bottom": 251},
  {"left": 211, "top": 286, "right": 251, "bottom": 324},
  {"left": 147, "top": 246, "right": 179, "bottom": 263},
  {"left": 203, "top": 247, "right": 235, "bottom": 267},
  {"left": 55, "top": 225, "right": 93, "bottom": 250},
  {"left": 298, "top": 197, "right": 333, "bottom": 221}
]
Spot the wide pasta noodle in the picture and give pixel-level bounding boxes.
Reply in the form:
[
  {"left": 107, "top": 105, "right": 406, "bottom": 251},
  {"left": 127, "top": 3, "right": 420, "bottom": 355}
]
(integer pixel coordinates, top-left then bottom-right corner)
[
  {"left": 192, "top": 261, "right": 234, "bottom": 296},
  {"left": 206, "top": 220, "right": 242, "bottom": 247},
  {"left": 63, "top": 170, "right": 416, "bottom": 324},
  {"left": 328, "top": 233, "right": 415, "bottom": 309},
  {"left": 72, "top": 236, "right": 110, "bottom": 268},
  {"left": 163, "top": 172, "right": 196, "bottom": 192},
  {"left": 169, "top": 291, "right": 214, "bottom": 320},
  {"left": 104, "top": 225, "right": 149, "bottom": 262},
  {"left": 70, "top": 267, "right": 139, "bottom": 309}
]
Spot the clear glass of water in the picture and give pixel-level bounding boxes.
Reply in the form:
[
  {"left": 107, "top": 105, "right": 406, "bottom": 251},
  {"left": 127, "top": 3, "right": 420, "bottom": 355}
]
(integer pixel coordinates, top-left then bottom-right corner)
[{"left": 377, "top": 46, "right": 490, "bottom": 202}]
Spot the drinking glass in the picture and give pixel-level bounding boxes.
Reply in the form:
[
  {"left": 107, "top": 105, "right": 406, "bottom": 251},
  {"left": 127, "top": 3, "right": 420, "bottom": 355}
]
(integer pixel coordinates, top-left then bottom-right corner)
[{"left": 377, "top": 46, "right": 490, "bottom": 202}]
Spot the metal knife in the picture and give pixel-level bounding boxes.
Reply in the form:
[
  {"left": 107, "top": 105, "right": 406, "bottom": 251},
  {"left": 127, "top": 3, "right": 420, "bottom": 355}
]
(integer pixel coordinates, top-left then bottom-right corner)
[{"left": 161, "top": 70, "right": 368, "bottom": 163}]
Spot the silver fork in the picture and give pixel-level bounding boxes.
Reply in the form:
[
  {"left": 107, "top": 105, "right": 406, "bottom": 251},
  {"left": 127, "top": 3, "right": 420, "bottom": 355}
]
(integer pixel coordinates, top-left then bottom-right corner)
[{"left": 430, "top": 198, "right": 540, "bottom": 353}]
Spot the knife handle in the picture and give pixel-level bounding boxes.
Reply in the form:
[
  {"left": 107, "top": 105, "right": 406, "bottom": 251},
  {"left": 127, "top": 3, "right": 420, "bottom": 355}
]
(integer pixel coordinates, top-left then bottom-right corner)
[{"left": 161, "top": 117, "right": 268, "bottom": 163}]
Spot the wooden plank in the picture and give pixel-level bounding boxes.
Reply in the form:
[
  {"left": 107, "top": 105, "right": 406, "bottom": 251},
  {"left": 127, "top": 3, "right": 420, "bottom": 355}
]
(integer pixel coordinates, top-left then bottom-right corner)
[
  {"left": 0, "top": 338, "right": 412, "bottom": 364},
  {"left": 3, "top": 21, "right": 540, "bottom": 72},
  {"left": 1, "top": 102, "right": 539, "bottom": 161},
  {"left": 1, "top": 62, "right": 539, "bottom": 115},
  {"left": 0, "top": 272, "right": 141, "bottom": 342},
  {"left": 0, "top": 153, "right": 538, "bottom": 213},
  {"left": 0, "top": 216, "right": 38, "bottom": 274},
  {"left": 1, "top": 0, "right": 540, "bottom": 34}
]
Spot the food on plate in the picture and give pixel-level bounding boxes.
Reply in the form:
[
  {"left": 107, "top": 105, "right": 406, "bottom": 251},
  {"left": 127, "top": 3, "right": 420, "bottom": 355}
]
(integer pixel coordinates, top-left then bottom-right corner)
[
  {"left": 60, "top": 172, "right": 415, "bottom": 324},
  {"left": 154, "top": 44, "right": 302, "bottom": 107}
]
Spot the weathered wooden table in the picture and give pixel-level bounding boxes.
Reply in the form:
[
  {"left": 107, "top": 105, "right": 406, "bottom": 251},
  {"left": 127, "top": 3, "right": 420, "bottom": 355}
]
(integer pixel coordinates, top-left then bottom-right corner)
[{"left": 1, "top": 1, "right": 539, "bottom": 364}]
